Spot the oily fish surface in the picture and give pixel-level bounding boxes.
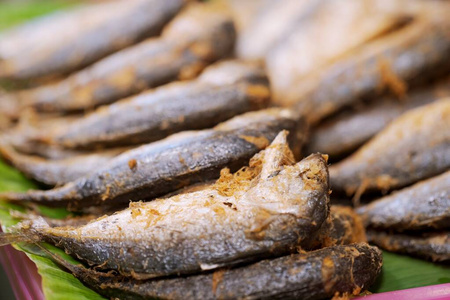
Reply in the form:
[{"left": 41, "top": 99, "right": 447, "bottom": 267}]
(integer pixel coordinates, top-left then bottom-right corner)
[
  {"left": 330, "top": 99, "right": 450, "bottom": 196},
  {"left": 0, "top": 108, "right": 305, "bottom": 210},
  {"left": 0, "top": 0, "right": 187, "bottom": 81},
  {"left": 8, "top": 1, "right": 236, "bottom": 114},
  {"left": 16, "top": 131, "right": 330, "bottom": 279}
]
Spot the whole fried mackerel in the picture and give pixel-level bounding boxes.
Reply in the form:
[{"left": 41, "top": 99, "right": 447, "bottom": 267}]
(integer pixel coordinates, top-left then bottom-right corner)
[
  {"left": 290, "top": 18, "right": 450, "bottom": 123},
  {"left": 8, "top": 2, "right": 236, "bottom": 114},
  {"left": 0, "top": 109, "right": 305, "bottom": 210},
  {"left": 330, "top": 99, "right": 450, "bottom": 196},
  {"left": 45, "top": 243, "right": 382, "bottom": 300},
  {"left": 368, "top": 231, "right": 449, "bottom": 262},
  {"left": 357, "top": 171, "right": 450, "bottom": 231},
  {"left": 0, "top": 0, "right": 187, "bottom": 82},
  {"left": 39, "top": 60, "right": 269, "bottom": 149},
  {"left": 4, "top": 132, "right": 329, "bottom": 278},
  {"left": 306, "top": 78, "right": 450, "bottom": 157}
]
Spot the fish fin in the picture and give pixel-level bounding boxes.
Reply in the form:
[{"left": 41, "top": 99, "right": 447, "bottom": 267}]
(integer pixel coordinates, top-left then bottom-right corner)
[
  {"left": 0, "top": 233, "right": 31, "bottom": 247},
  {"left": 0, "top": 140, "right": 16, "bottom": 162},
  {"left": 260, "top": 130, "right": 295, "bottom": 179},
  {"left": 33, "top": 243, "right": 115, "bottom": 286},
  {"left": 0, "top": 217, "right": 49, "bottom": 246}
]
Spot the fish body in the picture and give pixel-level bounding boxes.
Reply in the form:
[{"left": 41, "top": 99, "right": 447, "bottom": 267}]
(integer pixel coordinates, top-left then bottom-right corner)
[
  {"left": 357, "top": 171, "right": 450, "bottom": 231},
  {"left": 16, "top": 132, "right": 329, "bottom": 278},
  {"left": 368, "top": 231, "right": 450, "bottom": 262},
  {"left": 289, "top": 18, "right": 450, "bottom": 123},
  {"left": 44, "top": 60, "right": 269, "bottom": 149},
  {"left": 62, "top": 243, "right": 382, "bottom": 300},
  {"left": 267, "top": 0, "right": 410, "bottom": 105},
  {"left": 9, "top": 2, "right": 236, "bottom": 114},
  {"left": 0, "top": 0, "right": 187, "bottom": 82},
  {"left": 306, "top": 78, "right": 450, "bottom": 157},
  {"left": 0, "top": 109, "right": 306, "bottom": 210},
  {"left": 330, "top": 100, "right": 450, "bottom": 196}
]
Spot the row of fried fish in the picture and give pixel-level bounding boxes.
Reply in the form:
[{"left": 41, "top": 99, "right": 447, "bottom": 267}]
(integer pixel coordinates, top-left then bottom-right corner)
[
  {"left": 0, "top": 0, "right": 449, "bottom": 298},
  {"left": 1, "top": 132, "right": 381, "bottom": 299}
]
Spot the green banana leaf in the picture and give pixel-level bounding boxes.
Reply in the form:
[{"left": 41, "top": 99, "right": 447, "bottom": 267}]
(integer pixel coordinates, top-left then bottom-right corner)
[
  {"left": 0, "top": 160, "right": 106, "bottom": 300},
  {"left": 0, "top": 2, "right": 449, "bottom": 299},
  {"left": 0, "top": 0, "right": 79, "bottom": 30}
]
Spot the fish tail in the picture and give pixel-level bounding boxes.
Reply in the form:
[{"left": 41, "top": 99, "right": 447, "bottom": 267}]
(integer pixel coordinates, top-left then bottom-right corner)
[
  {"left": 0, "top": 140, "right": 26, "bottom": 165},
  {"left": 35, "top": 243, "right": 78, "bottom": 271},
  {"left": 0, "top": 185, "right": 75, "bottom": 206},
  {"left": 0, "top": 218, "right": 49, "bottom": 246},
  {"left": 0, "top": 233, "right": 31, "bottom": 247},
  {"left": 34, "top": 243, "right": 113, "bottom": 285}
]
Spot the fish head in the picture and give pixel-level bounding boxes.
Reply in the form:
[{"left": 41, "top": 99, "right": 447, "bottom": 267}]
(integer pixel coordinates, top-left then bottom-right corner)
[{"left": 245, "top": 152, "right": 330, "bottom": 224}]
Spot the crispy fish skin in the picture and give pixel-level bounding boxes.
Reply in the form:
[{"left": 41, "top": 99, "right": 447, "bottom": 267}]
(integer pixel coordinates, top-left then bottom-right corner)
[
  {"left": 65, "top": 243, "right": 382, "bottom": 300},
  {"left": 9, "top": 3, "right": 236, "bottom": 114},
  {"left": 0, "top": 0, "right": 187, "bottom": 82},
  {"left": 0, "top": 109, "right": 305, "bottom": 210},
  {"left": 20, "top": 133, "right": 329, "bottom": 278},
  {"left": 368, "top": 231, "right": 450, "bottom": 262},
  {"left": 289, "top": 18, "right": 450, "bottom": 123},
  {"left": 44, "top": 60, "right": 269, "bottom": 149},
  {"left": 330, "top": 99, "right": 450, "bottom": 196},
  {"left": 357, "top": 171, "right": 450, "bottom": 232},
  {"left": 0, "top": 144, "right": 125, "bottom": 186},
  {"left": 306, "top": 78, "right": 450, "bottom": 157},
  {"left": 306, "top": 205, "right": 367, "bottom": 250}
]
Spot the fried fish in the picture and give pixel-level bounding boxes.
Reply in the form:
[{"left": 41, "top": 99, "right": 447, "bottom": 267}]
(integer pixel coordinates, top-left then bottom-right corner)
[
  {"left": 5, "top": 2, "right": 236, "bottom": 115},
  {"left": 267, "top": 0, "right": 410, "bottom": 104},
  {"left": 0, "top": 0, "right": 188, "bottom": 82},
  {"left": 36, "top": 60, "right": 269, "bottom": 149},
  {"left": 286, "top": 17, "right": 450, "bottom": 123},
  {"left": 3, "top": 132, "right": 330, "bottom": 278},
  {"left": 357, "top": 171, "right": 450, "bottom": 231},
  {"left": 0, "top": 109, "right": 305, "bottom": 210},
  {"left": 367, "top": 231, "right": 449, "bottom": 262},
  {"left": 306, "top": 78, "right": 450, "bottom": 157},
  {"left": 41, "top": 243, "right": 382, "bottom": 300},
  {"left": 330, "top": 99, "right": 450, "bottom": 197}
]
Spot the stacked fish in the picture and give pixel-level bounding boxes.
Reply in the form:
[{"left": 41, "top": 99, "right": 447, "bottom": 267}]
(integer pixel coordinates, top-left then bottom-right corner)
[{"left": 0, "top": 0, "right": 448, "bottom": 299}]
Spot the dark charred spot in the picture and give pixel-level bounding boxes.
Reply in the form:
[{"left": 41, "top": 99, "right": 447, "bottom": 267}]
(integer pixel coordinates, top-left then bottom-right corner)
[
  {"left": 267, "top": 170, "right": 280, "bottom": 179},
  {"left": 222, "top": 202, "right": 237, "bottom": 210}
]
